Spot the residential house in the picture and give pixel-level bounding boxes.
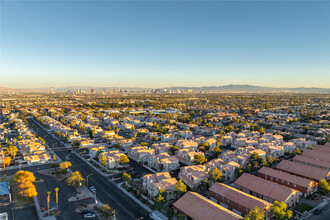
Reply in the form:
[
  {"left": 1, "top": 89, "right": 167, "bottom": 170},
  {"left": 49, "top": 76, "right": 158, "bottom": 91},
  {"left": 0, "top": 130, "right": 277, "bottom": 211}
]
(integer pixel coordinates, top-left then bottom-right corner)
[
  {"left": 142, "top": 172, "right": 177, "bottom": 200},
  {"left": 178, "top": 165, "right": 209, "bottom": 188}
]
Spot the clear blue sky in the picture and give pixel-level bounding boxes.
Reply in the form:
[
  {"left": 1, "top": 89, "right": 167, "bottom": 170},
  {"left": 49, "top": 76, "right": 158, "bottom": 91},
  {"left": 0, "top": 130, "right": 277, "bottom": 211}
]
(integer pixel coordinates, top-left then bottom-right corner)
[{"left": 1, "top": 0, "right": 329, "bottom": 88}]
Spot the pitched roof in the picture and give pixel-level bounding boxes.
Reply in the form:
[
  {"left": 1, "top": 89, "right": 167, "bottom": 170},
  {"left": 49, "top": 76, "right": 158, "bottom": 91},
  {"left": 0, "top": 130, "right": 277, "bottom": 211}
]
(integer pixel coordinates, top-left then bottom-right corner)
[
  {"left": 209, "top": 183, "right": 273, "bottom": 211},
  {"left": 258, "top": 167, "right": 315, "bottom": 188},
  {"left": 313, "top": 144, "right": 330, "bottom": 154},
  {"left": 234, "top": 173, "right": 299, "bottom": 203},
  {"left": 302, "top": 149, "right": 330, "bottom": 163},
  {"left": 293, "top": 155, "right": 330, "bottom": 170},
  {"left": 276, "top": 160, "right": 330, "bottom": 181},
  {"left": 173, "top": 191, "right": 243, "bottom": 220}
]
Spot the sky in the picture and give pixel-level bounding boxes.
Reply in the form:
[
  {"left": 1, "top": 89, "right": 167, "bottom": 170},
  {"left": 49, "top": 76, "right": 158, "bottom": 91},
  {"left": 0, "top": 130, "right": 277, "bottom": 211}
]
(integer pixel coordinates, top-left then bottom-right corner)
[{"left": 0, "top": 0, "right": 330, "bottom": 89}]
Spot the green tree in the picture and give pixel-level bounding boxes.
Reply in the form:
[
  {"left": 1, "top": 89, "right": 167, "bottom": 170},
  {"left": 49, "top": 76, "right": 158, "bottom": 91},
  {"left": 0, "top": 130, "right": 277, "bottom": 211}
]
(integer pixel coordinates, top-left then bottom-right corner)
[
  {"left": 271, "top": 201, "right": 293, "bottom": 220},
  {"left": 293, "top": 148, "right": 301, "bottom": 155},
  {"left": 266, "top": 156, "right": 275, "bottom": 166},
  {"left": 319, "top": 179, "right": 330, "bottom": 193},
  {"left": 152, "top": 188, "right": 167, "bottom": 211},
  {"left": 118, "top": 154, "right": 129, "bottom": 166},
  {"left": 122, "top": 172, "right": 132, "bottom": 185},
  {"left": 244, "top": 206, "right": 265, "bottom": 220},
  {"left": 67, "top": 171, "right": 85, "bottom": 187},
  {"left": 208, "top": 168, "right": 222, "bottom": 183},
  {"left": 59, "top": 161, "right": 71, "bottom": 170},
  {"left": 193, "top": 154, "right": 207, "bottom": 165},
  {"left": 169, "top": 146, "right": 179, "bottom": 155},
  {"left": 14, "top": 170, "right": 38, "bottom": 198},
  {"left": 211, "top": 147, "right": 222, "bottom": 157},
  {"left": 97, "top": 204, "right": 115, "bottom": 218},
  {"left": 5, "top": 145, "right": 18, "bottom": 159},
  {"left": 100, "top": 154, "right": 107, "bottom": 167},
  {"left": 175, "top": 179, "right": 187, "bottom": 197}
]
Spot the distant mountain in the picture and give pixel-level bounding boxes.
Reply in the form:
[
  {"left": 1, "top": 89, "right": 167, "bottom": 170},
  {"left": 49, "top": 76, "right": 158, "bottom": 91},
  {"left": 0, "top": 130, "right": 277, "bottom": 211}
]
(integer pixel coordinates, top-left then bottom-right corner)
[
  {"left": 165, "top": 85, "right": 330, "bottom": 93},
  {"left": 0, "top": 85, "right": 329, "bottom": 94}
]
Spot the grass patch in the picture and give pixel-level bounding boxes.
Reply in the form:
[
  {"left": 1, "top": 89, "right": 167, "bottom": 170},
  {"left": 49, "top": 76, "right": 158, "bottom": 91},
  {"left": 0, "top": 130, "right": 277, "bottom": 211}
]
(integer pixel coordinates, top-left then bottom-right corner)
[
  {"left": 296, "top": 203, "right": 313, "bottom": 213},
  {"left": 1, "top": 176, "right": 33, "bottom": 205}
]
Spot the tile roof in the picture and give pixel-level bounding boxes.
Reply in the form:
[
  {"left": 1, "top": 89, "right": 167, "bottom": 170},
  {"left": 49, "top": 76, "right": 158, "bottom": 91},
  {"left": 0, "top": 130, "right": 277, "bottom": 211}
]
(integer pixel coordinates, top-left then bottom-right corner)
[
  {"left": 302, "top": 149, "right": 330, "bottom": 163},
  {"left": 293, "top": 155, "right": 330, "bottom": 170},
  {"left": 234, "top": 173, "right": 299, "bottom": 203},
  {"left": 276, "top": 160, "right": 330, "bottom": 181},
  {"left": 258, "top": 167, "right": 315, "bottom": 188},
  {"left": 173, "top": 191, "right": 243, "bottom": 220},
  {"left": 313, "top": 145, "right": 330, "bottom": 154},
  {"left": 209, "top": 183, "right": 273, "bottom": 211}
]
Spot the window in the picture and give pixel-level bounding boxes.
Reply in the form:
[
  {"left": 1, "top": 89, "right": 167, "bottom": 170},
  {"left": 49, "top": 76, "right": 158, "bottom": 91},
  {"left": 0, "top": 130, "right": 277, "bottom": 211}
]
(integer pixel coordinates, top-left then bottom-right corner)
[
  {"left": 232, "top": 201, "right": 235, "bottom": 205},
  {"left": 276, "top": 178, "right": 278, "bottom": 181},
  {"left": 265, "top": 175, "right": 267, "bottom": 178},
  {"left": 294, "top": 184, "right": 296, "bottom": 187},
  {"left": 216, "top": 193, "right": 218, "bottom": 197},
  {"left": 238, "top": 205, "right": 241, "bottom": 208},
  {"left": 227, "top": 199, "right": 229, "bottom": 203},
  {"left": 287, "top": 182, "right": 290, "bottom": 185},
  {"left": 221, "top": 196, "right": 224, "bottom": 200},
  {"left": 281, "top": 180, "right": 284, "bottom": 183}
]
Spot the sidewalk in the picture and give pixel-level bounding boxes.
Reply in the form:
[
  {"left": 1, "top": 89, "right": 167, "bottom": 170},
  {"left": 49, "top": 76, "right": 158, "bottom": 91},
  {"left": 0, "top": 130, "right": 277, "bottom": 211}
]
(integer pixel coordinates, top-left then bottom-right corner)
[
  {"left": 117, "top": 182, "right": 152, "bottom": 213},
  {"left": 0, "top": 161, "right": 53, "bottom": 172}
]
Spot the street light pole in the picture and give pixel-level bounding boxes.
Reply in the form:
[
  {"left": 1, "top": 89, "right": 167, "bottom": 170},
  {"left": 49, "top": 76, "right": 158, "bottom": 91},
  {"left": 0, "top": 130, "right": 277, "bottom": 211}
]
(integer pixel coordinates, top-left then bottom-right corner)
[
  {"left": 93, "top": 190, "right": 97, "bottom": 205},
  {"left": 86, "top": 174, "right": 93, "bottom": 187},
  {"left": 47, "top": 191, "right": 51, "bottom": 216},
  {"left": 55, "top": 188, "right": 59, "bottom": 210}
]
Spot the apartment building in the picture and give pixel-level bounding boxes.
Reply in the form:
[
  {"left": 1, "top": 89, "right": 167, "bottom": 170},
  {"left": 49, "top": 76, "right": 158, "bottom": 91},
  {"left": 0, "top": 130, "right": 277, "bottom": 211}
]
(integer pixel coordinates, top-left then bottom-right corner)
[{"left": 209, "top": 183, "right": 273, "bottom": 218}]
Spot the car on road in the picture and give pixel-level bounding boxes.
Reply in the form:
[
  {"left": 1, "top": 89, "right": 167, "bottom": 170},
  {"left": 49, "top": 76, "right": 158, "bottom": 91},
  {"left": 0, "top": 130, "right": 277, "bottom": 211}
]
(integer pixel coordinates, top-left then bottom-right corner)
[
  {"left": 82, "top": 210, "right": 92, "bottom": 215},
  {"left": 84, "top": 213, "right": 96, "bottom": 218},
  {"left": 313, "top": 208, "right": 321, "bottom": 215},
  {"left": 89, "top": 185, "right": 96, "bottom": 192}
]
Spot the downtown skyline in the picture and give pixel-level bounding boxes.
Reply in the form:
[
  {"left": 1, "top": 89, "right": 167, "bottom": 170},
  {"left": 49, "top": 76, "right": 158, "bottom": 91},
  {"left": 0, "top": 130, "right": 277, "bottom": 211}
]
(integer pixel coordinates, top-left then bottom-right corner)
[{"left": 1, "top": 0, "right": 330, "bottom": 88}]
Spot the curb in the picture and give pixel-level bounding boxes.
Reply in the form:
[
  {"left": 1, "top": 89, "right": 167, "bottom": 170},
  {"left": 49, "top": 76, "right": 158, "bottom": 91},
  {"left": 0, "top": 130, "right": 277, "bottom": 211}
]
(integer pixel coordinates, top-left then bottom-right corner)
[{"left": 117, "top": 182, "right": 153, "bottom": 213}]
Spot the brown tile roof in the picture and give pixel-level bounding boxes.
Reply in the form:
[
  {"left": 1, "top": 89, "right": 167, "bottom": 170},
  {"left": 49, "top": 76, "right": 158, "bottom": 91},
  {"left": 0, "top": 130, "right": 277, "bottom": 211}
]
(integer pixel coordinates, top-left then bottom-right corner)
[
  {"left": 313, "top": 145, "right": 330, "bottom": 154},
  {"left": 258, "top": 167, "right": 315, "bottom": 188},
  {"left": 234, "top": 173, "right": 299, "bottom": 203},
  {"left": 276, "top": 160, "right": 330, "bottom": 181},
  {"left": 302, "top": 149, "right": 330, "bottom": 163},
  {"left": 293, "top": 155, "right": 330, "bottom": 170},
  {"left": 173, "top": 191, "right": 243, "bottom": 220},
  {"left": 209, "top": 183, "right": 273, "bottom": 211}
]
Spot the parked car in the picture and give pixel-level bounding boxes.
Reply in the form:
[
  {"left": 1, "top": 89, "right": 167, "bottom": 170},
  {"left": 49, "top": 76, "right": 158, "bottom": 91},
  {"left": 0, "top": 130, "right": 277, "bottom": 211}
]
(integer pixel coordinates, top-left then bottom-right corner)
[
  {"left": 84, "top": 213, "right": 96, "bottom": 218},
  {"left": 81, "top": 210, "right": 92, "bottom": 215},
  {"left": 89, "top": 185, "right": 96, "bottom": 192},
  {"left": 313, "top": 209, "right": 321, "bottom": 215}
]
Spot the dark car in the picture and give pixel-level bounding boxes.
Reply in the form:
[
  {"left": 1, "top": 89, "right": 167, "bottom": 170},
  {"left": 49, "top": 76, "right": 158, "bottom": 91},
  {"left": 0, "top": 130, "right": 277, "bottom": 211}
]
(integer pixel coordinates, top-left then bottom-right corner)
[
  {"left": 82, "top": 210, "right": 92, "bottom": 215},
  {"left": 313, "top": 209, "right": 321, "bottom": 215}
]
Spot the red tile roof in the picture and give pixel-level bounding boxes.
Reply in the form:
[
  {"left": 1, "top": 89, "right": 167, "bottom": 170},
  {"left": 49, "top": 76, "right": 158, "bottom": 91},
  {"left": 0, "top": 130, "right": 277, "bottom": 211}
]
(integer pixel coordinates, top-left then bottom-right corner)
[
  {"left": 234, "top": 173, "right": 299, "bottom": 203},
  {"left": 276, "top": 160, "right": 330, "bottom": 181},
  {"left": 173, "top": 191, "right": 243, "bottom": 220}
]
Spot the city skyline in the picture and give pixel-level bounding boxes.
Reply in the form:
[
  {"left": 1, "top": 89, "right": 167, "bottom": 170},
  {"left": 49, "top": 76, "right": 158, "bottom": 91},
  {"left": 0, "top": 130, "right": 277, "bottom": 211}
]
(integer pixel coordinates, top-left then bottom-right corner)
[{"left": 1, "top": 1, "right": 330, "bottom": 88}]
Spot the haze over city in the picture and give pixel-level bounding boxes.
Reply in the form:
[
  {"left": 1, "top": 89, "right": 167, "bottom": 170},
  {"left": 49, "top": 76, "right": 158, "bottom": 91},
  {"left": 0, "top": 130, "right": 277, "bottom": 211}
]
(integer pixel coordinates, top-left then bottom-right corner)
[{"left": 1, "top": 0, "right": 330, "bottom": 88}]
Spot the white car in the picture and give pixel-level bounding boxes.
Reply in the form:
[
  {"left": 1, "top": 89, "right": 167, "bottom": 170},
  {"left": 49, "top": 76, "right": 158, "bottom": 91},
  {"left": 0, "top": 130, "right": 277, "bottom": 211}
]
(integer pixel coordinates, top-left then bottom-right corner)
[
  {"left": 89, "top": 185, "right": 96, "bottom": 192},
  {"left": 84, "top": 213, "right": 96, "bottom": 218}
]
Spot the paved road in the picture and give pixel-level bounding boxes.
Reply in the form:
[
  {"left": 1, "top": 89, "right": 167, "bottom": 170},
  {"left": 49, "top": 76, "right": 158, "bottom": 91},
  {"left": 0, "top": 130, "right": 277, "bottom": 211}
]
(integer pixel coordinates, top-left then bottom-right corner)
[
  {"left": 28, "top": 118, "right": 150, "bottom": 220},
  {"left": 0, "top": 203, "right": 37, "bottom": 220},
  {"left": 308, "top": 202, "right": 330, "bottom": 220}
]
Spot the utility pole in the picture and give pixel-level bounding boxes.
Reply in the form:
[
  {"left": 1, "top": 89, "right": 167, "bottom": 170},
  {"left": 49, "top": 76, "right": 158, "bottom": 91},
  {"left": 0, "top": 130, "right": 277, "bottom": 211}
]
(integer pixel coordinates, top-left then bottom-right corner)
[
  {"left": 2, "top": 153, "right": 5, "bottom": 171},
  {"left": 55, "top": 188, "right": 59, "bottom": 210},
  {"left": 47, "top": 191, "right": 51, "bottom": 216},
  {"left": 93, "top": 190, "right": 97, "bottom": 205},
  {"left": 86, "top": 174, "right": 93, "bottom": 187}
]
